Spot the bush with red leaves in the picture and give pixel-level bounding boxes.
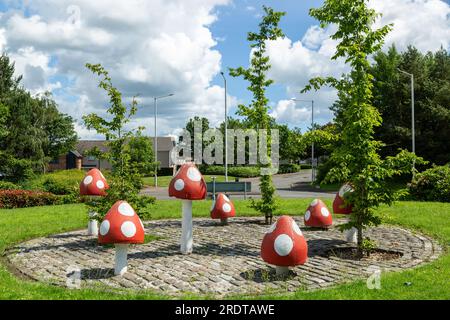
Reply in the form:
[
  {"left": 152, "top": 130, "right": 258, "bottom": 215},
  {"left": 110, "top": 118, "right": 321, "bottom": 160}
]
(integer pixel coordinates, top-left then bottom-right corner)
[{"left": 0, "top": 190, "right": 60, "bottom": 209}]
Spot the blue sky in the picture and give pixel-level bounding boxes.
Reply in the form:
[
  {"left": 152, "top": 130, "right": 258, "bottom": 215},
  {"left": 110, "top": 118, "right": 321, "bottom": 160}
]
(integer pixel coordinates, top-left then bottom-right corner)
[
  {"left": 210, "top": 1, "right": 318, "bottom": 99},
  {"left": 0, "top": 0, "right": 449, "bottom": 138}
]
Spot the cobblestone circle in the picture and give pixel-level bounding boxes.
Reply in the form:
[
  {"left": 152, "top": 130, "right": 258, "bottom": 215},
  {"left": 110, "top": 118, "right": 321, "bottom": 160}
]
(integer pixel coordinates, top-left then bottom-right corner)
[{"left": 7, "top": 217, "right": 441, "bottom": 297}]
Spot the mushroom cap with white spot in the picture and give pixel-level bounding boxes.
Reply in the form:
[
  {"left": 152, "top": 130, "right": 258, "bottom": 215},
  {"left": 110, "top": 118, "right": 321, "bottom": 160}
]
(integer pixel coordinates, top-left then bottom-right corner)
[
  {"left": 304, "top": 210, "right": 311, "bottom": 221},
  {"left": 321, "top": 207, "right": 330, "bottom": 217},
  {"left": 80, "top": 168, "right": 109, "bottom": 196},
  {"left": 304, "top": 199, "right": 333, "bottom": 227},
  {"left": 100, "top": 220, "right": 110, "bottom": 236},
  {"left": 168, "top": 163, "right": 206, "bottom": 200},
  {"left": 98, "top": 200, "right": 145, "bottom": 245},
  {"left": 210, "top": 193, "right": 236, "bottom": 220},
  {"left": 84, "top": 175, "right": 93, "bottom": 185},
  {"left": 261, "top": 215, "right": 308, "bottom": 267},
  {"left": 174, "top": 179, "right": 185, "bottom": 191}
]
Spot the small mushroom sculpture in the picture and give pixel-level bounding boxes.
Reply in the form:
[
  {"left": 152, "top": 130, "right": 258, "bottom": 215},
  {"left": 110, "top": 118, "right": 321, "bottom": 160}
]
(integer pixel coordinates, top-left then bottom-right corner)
[
  {"left": 261, "top": 215, "right": 308, "bottom": 277},
  {"left": 80, "top": 168, "right": 109, "bottom": 236},
  {"left": 98, "top": 200, "right": 145, "bottom": 276},
  {"left": 210, "top": 193, "right": 236, "bottom": 225},
  {"left": 168, "top": 163, "right": 206, "bottom": 254},
  {"left": 333, "top": 184, "right": 357, "bottom": 243},
  {"left": 332, "top": 183, "right": 353, "bottom": 214},
  {"left": 304, "top": 199, "right": 333, "bottom": 228}
]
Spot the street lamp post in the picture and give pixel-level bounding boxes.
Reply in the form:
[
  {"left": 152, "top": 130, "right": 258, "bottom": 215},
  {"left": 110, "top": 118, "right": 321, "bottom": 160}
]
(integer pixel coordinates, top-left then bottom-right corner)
[
  {"left": 220, "top": 72, "right": 228, "bottom": 182},
  {"left": 153, "top": 93, "right": 174, "bottom": 187},
  {"left": 291, "top": 99, "right": 315, "bottom": 183},
  {"left": 398, "top": 69, "right": 415, "bottom": 174}
]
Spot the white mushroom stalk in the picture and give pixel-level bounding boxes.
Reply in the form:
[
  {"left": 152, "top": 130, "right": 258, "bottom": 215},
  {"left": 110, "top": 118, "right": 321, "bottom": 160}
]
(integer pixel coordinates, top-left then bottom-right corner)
[
  {"left": 346, "top": 227, "right": 358, "bottom": 243},
  {"left": 114, "top": 244, "right": 129, "bottom": 276},
  {"left": 181, "top": 200, "right": 193, "bottom": 254},
  {"left": 87, "top": 211, "right": 98, "bottom": 236},
  {"left": 168, "top": 163, "right": 207, "bottom": 255}
]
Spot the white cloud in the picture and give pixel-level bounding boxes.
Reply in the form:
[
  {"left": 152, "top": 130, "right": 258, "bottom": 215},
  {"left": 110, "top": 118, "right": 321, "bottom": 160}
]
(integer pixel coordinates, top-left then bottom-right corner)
[
  {"left": 0, "top": 0, "right": 233, "bottom": 138},
  {"left": 268, "top": 0, "right": 450, "bottom": 129},
  {"left": 370, "top": 0, "right": 450, "bottom": 52}
]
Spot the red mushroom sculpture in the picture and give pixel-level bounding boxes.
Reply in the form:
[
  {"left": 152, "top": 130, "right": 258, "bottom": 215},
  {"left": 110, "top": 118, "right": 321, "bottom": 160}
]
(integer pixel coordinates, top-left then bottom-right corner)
[
  {"left": 333, "top": 184, "right": 357, "bottom": 243},
  {"left": 98, "top": 200, "right": 144, "bottom": 275},
  {"left": 168, "top": 163, "right": 206, "bottom": 254},
  {"left": 80, "top": 168, "right": 109, "bottom": 236},
  {"left": 304, "top": 199, "right": 333, "bottom": 228},
  {"left": 332, "top": 183, "right": 353, "bottom": 214},
  {"left": 210, "top": 193, "right": 236, "bottom": 225},
  {"left": 261, "top": 215, "right": 308, "bottom": 277}
]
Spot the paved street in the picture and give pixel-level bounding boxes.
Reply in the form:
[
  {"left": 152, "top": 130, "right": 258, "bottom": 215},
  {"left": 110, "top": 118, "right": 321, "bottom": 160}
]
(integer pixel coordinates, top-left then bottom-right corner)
[{"left": 142, "top": 170, "right": 336, "bottom": 200}]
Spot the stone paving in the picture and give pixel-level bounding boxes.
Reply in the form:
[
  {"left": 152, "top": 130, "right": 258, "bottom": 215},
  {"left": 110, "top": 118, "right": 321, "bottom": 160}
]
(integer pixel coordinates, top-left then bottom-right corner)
[{"left": 6, "top": 217, "right": 441, "bottom": 297}]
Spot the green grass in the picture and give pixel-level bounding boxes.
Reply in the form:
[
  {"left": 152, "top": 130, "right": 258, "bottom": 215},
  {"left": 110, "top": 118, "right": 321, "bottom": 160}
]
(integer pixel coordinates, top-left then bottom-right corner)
[
  {"left": 142, "top": 175, "right": 235, "bottom": 187},
  {"left": 0, "top": 199, "right": 448, "bottom": 299}
]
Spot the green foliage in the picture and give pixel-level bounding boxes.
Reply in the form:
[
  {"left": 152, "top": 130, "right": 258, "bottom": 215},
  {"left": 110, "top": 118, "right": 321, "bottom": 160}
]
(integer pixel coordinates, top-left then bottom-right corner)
[
  {"left": 279, "top": 164, "right": 302, "bottom": 174},
  {"left": 360, "top": 237, "right": 377, "bottom": 256},
  {"left": 229, "top": 6, "right": 285, "bottom": 223},
  {"left": 0, "top": 181, "right": 19, "bottom": 190},
  {"left": 302, "top": 0, "right": 424, "bottom": 255},
  {"left": 370, "top": 45, "right": 450, "bottom": 165},
  {"left": 22, "top": 169, "right": 85, "bottom": 194},
  {"left": 0, "top": 54, "right": 77, "bottom": 180},
  {"left": 82, "top": 64, "right": 154, "bottom": 219},
  {"left": 409, "top": 165, "right": 450, "bottom": 202},
  {"left": 126, "top": 134, "right": 157, "bottom": 176},
  {"left": 200, "top": 165, "right": 260, "bottom": 178},
  {"left": 0, "top": 190, "right": 60, "bottom": 209}
]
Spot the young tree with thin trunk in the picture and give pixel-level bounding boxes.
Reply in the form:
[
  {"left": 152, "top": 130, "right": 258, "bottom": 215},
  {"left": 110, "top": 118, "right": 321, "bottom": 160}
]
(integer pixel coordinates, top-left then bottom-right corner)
[
  {"left": 302, "top": 0, "right": 424, "bottom": 256},
  {"left": 229, "top": 6, "right": 285, "bottom": 224}
]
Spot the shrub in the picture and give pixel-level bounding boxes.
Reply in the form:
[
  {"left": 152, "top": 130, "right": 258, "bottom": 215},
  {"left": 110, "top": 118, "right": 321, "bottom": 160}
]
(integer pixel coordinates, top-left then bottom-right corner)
[
  {"left": 23, "top": 169, "right": 85, "bottom": 195},
  {"left": 200, "top": 165, "right": 260, "bottom": 178},
  {"left": 279, "top": 164, "right": 301, "bottom": 174},
  {"left": 409, "top": 164, "right": 450, "bottom": 202},
  {"left": 0, "top": 190, "right": 60, "bottom": 209},
  {"left": 0, "top": 181, "right": 19, "bottom": 190}
]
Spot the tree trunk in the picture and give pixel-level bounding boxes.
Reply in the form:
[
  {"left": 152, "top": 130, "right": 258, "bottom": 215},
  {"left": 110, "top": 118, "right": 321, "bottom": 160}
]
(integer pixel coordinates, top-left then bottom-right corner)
[{"left": 356, "top": 224, "right": 363, "bottom": 258}]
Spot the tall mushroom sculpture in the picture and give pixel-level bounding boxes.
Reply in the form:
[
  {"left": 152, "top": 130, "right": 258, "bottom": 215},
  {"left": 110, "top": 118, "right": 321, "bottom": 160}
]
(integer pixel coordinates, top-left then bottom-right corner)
[
  {"left": 333, "top": 184, "right": 357, "bottom": 243},
  {"left": 80, "top": 168, "right": 109, "bottom": 236},
  {"left": 98, "top": 200, "right": 145, "bottom": 276},
  {"left": 304, "top": 199, "right": 333, "bottom": 228},
  {"left": 261, "top": 215, "right": 308, "bottom": 277},
  {"left": 211, "top": 193, "right": 236, "bottom": 225},
  {"left": 168, "top": 163, "right": 206, "bottom": 254}
]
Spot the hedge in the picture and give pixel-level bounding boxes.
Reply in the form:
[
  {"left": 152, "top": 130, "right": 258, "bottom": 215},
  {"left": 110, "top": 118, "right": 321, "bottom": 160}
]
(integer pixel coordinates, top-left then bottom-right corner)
[
  {"left": 0, "top": 190, "right": 61, "bottom": 209},
  {"left": 0, "top": 181, "right": 19, "bottom": 190},
  {"left": 409, "top": 164, "right": 450, "bottom": 202}
]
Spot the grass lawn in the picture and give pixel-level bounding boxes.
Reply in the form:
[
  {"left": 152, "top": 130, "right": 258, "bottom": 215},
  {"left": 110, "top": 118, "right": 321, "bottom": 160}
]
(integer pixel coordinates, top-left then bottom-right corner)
[
  {"left": 142, "top": 175, "right": 235, "bottom": 187},
  {"left": 0, "top": 199, "right": 448, "bottom": 299}
]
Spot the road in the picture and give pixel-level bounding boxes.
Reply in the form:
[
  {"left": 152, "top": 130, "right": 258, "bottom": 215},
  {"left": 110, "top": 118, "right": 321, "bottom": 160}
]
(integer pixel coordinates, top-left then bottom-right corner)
[{"left": 141, "top": 170, "right": 336, "bottom": 200}]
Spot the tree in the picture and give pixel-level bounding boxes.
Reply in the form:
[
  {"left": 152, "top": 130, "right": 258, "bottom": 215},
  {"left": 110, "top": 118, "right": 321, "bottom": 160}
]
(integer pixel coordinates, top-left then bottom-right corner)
[
  {"left": 273, "top": 123, "right": 304, "bottom": 163},
  {"left": 185, "top": 116, "right": 210, "bottom": 163},
  {"left": 230, "top": 6, "right": 285, "bottom": 224},
  {"left": 302, "top": 0, "right": 423, "bottom": 256},
  {"left": 0, "top": 54, "right": 77, "bottom": 180},
  {"left": 126, "top": 134, "right": 156, "bottom": 176},
  {"left": 370, "top": 45, "right": 450, "bottom": 165},
  {"left": 83, "top": 63, "right": 154, "bottom": 219}
]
